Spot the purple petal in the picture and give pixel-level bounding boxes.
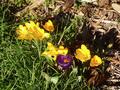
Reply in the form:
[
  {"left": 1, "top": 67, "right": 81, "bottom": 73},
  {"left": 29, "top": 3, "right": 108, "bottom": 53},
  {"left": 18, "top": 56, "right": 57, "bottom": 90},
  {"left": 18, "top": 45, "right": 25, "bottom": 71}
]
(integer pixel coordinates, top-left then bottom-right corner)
[{"left": 57, "top": 55, "right": 73, "bottom": 69}]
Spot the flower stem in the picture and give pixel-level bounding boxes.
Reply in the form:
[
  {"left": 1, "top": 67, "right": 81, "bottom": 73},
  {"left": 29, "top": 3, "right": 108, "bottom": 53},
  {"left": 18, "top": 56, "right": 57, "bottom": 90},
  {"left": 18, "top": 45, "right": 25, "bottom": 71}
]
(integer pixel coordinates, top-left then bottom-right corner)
[{"left": 34, "top": 40, "right": 42, "bottom": 60}]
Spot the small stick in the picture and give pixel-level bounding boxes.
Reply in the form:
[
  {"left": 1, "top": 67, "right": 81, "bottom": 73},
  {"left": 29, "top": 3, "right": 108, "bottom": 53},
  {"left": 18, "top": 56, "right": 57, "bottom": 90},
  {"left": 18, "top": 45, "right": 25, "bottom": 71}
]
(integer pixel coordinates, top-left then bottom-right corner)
[{"left": 91, "top": 18, "right": 119, "bottom": 25}]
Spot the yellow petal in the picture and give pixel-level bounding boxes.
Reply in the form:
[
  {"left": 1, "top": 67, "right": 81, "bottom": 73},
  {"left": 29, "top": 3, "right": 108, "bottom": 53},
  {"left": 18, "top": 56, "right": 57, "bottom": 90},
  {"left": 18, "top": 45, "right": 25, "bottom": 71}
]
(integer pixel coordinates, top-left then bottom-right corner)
[
  {"left": 44, "top": 33, "right": 50, "bottom": 38},
  {"left": 47, "top": 42, "right": 56, "bottom": 51},
  {"left": 59, "top": 46, "right": 64, "bottom": 49},
  {"left": 81, "top": 44, "right": 90, "bottom": 55},
  {"left": 25, "top": 22, "right": 31, "bottom": 29},
  {"left": 42, "top": 47, "right": 58, "bottom": 61},
  {"left": 30, "top": 21, "right": 36, "bottom": 27},
  {"left": 16, "top": 25, "right": 29, "bottom": 40},
  {"left": 75, "top": 49, "right": 89, "bottom": 62},
  {"left": 57, "top": 46, "right": 68, "bottom": 55},
  {"left": 81, "top": 44, "right": 88, "bottom": 51}
]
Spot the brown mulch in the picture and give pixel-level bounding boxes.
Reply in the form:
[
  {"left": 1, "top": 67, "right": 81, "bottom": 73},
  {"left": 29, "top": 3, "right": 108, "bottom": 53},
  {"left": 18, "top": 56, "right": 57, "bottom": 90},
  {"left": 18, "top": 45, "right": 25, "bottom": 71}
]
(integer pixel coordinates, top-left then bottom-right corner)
[{"left": 78, "top": 0, "right": 120, "bottom": 89}]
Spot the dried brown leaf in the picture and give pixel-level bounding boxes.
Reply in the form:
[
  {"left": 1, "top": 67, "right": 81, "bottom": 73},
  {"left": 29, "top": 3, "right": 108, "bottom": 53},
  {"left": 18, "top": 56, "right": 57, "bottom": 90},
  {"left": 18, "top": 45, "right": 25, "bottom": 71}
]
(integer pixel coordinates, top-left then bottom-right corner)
[
  {"left": 62, "top": 0, "right": 75, "bottom": 12},
  {"left": 87, "top": 69, "right": 108, "bottom": 86},
  {"left": 15, "top": 0, "right": 45, "bottom": 16},
  {"left": 112, "top": 3, "right": 120, "bottom": 14}
]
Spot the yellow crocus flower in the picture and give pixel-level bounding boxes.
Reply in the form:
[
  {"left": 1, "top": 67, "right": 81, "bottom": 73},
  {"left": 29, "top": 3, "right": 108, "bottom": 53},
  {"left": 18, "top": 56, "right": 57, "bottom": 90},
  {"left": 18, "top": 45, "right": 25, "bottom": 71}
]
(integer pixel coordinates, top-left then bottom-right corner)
[
  {"left": 42, "top": 50, "right": 57, "bottom": 60},
  {"left": 16, "top": 25, "right": 31, "bottom": 40},
  {"left": 75, "top": 44, "right": 91, "bottom": 62},
  {"left": 57, "top": 46, "right": 68, "bottom": 55},
  {"left": 90, "top": 55, "right": 102, "bottom": 67},
  {"left": 42, "top": 42, "right": 58, "bottom": 60},
  {"left": 43, "top": 20, "right": 54, "bottom": 32},
  {"left": 16, "top": 21, "right": 50, "bottom": 40},
  {"left": 26, "top": 21, "right": 45, "bottom": 40},
  {"left": 47, "top": 42, "right": 57, "bottom": 51},
  {"left": 42, "top": 42, "right": 68, "bottom": 60}
]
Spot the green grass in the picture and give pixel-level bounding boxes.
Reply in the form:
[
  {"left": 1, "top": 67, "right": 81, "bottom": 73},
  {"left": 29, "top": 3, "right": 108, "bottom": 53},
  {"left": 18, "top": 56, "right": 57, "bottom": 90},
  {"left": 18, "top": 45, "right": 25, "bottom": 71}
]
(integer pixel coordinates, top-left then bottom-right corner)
[{"left": 0, "top": 1, "right": 97, "bottom": 90}]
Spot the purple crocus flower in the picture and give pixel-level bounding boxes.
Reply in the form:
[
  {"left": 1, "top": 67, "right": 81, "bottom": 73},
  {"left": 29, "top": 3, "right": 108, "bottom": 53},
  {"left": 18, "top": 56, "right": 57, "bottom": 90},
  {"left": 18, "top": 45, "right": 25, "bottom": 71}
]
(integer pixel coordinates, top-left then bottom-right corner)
[{"left": 57, "top": 54, "right": 73, "bottom": 69}]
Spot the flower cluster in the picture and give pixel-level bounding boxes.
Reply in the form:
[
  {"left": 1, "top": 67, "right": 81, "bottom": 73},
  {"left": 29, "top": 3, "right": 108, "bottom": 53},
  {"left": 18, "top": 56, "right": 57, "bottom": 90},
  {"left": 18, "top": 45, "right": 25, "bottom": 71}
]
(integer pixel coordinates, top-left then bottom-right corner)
[
  {"left": 42, "top": 43, "right": 102, "bottom": 69},
  {"left": 16, "top": 20, "right": 102, "bottom": 69},
  {"left": 42, "top": 42, "right": 68, "bottom": 60},
  {"left": 42, "top": 42, "right": 73, "bottom": 69},
  {"left": 75, "top": 44, "right": 102, "bottom": 67},
  {"left": 16, "top": 20, "right": 54, "bottom": 40}
]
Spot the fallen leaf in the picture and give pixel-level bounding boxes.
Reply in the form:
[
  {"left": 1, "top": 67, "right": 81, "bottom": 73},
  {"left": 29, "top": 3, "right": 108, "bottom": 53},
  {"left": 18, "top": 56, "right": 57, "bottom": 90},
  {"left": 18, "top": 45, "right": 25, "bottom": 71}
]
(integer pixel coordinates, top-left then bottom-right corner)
[
  {"left": 63, "top": 0, "right": 75, "bottom": 12},
  {"left": 16, "top": 0, "right": 45, "bottom": 16},
  {"left": 98, "top": 0, "right": 110, "bottom": 7},
  {"left": 112, "top": 3, "right": 120, "bottom": 13}
]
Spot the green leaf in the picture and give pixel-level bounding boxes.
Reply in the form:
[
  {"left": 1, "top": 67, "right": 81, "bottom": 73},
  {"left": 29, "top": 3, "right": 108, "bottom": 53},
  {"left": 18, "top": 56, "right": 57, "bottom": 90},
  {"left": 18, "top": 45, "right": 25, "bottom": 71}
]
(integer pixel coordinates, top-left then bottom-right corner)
[
  {"left": 41, "top": 72, "right": 51, "bottom": 82},
  {"left": 50, "top": 76, "right": 59, "bottom": 84}
]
